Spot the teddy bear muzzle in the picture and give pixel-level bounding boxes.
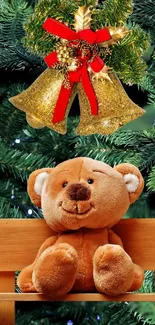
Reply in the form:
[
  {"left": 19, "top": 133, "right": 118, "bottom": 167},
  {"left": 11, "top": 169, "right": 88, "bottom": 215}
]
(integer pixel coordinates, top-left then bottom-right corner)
[
  {"left": 67, "top": 183, "right": 91, "bottom": 201},
  {"left": 61, "top": 183, "right": 93, "bottom": 217}
]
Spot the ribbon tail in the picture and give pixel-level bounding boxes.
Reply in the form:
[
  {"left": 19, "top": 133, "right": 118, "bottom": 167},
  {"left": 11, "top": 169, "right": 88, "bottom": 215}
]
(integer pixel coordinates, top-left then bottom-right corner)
[
  {"left": 44, "top": 51, "right": 58, "bottom": 68},
  {"left": 53, "top": 81, "right": 74, "bottom": 124},
  {"left": 81, "top": 65, "right": 98, "bottom": 116},
  {"left": 89, "top": 55, "right": 105, "bottom": 73}
]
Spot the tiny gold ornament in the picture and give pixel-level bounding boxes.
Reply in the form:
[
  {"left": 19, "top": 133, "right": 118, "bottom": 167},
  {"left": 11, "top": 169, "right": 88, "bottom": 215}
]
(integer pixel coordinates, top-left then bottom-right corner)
[
  {"left": 56, "top": 41, "right": 73, "bottom": 65},
  {"left": 68, "top": 58, "right": 80, "bottom": 71},
  {"left": 9, "top": 5, "right": 145, "bottom": 135}
]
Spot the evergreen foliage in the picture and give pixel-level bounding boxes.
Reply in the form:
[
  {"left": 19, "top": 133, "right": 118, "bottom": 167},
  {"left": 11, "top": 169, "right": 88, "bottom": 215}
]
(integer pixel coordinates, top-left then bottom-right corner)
[
  {"left": 0, "top": 0, "right": 42, "bottom": 70},
  {"left": 147, "top": 166, "right": 155, "bottom": 192},
  {"left": 74, "top": 129, "right": 155, "bottom": 170},
  {"left": 107, "top": 23, "right": 148, "bottom": 84},
  {"left": 22, "top": 0, "right": 149, "bottom": 84},
  {"left": 23, "top": 0, "right": 133, "bottom": 57},
  {"left": 15, "top": 300, "right": 154, "bottom": 325},
  {"left": 132, "top": 0, "right": 155, "bottom": 106},
  {"left": 131, "top": 302, "right": 155, "bottom": 324},
  {"left": 0, "top": 0, "right": 155, "bottom": 324},
  {"left": 140, "top": 74, "right": 155, "bottom": 108},
  {"left": 132, "top": 0, "right": 155, "bottom": 34},
  {"left": 131, "top": 0, "right": 155, "bottom": 191}
]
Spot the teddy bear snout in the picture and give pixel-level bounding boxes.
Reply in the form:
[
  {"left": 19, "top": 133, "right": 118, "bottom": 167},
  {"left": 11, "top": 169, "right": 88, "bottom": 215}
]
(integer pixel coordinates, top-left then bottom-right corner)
[{"left": 67, "top": 183, "right": 91, "bottom": 201}]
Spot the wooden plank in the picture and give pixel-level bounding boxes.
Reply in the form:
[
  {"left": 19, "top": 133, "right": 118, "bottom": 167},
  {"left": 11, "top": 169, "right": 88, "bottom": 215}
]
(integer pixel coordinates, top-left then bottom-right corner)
[
  {"left": 0, "top": 293, "right": 155, "bottom": 302},
  {"left": 0, "top": 272, "right": 15, "bottom": 325},
  {"left": 113, "top": 219, "right": 155, "bottom": 269},
  {"left": 0, "top": 219, "right": 53, "bottom": 271},
  {"left": 0, "top": 219, "right": 155, "bottom": 270}
]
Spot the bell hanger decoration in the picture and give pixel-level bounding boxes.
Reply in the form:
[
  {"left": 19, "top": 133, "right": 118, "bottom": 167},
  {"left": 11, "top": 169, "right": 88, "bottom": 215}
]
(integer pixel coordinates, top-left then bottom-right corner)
[{"left": 10, "top": 5, "right": 145, "bottom": 135}]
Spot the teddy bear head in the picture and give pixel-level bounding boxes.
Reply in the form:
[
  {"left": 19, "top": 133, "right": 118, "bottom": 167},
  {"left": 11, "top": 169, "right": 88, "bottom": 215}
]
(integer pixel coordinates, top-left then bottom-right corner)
[{"left": 28, "top": 157, "right": 144, "bottom": 232}]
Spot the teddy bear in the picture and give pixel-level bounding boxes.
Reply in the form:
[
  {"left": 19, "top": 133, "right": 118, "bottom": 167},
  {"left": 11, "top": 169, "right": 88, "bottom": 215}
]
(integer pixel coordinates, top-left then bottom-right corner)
[{"left": 17, "top": 157, "right": 144, "bottom": 297}]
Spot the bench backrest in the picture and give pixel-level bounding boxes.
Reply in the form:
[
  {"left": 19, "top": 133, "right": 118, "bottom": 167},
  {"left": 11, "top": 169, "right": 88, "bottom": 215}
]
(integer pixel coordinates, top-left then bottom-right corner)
[
  {"left": 0, "top": 218, "right": 155, "bottom": 270},
  {"left": 0, "top": 218, "right": 155, "bottom": 325}
]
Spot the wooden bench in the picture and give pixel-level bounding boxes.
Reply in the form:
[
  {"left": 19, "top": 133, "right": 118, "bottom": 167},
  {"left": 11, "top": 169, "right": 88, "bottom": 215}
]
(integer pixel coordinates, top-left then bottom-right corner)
[{"left": 0, "top": 219, "right": 155, "bottom": 325}]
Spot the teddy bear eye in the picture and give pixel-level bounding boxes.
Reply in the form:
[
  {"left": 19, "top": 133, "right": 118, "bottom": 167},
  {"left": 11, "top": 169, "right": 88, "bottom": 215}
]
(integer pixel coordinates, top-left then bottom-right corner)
[
  {"left": 62, "top": 182, "right": 68, "bottom": 188},
  {"left": 87, "top": 179, "right": 94, "bottom": 184}
]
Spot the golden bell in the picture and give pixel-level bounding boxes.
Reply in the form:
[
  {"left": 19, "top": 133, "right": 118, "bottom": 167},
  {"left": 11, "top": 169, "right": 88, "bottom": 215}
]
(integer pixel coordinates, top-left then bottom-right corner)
[
  {"left": 26, "top": 114, "right": 45, "bottom": 129},
  {"left": 76, "top": 72, "right": 145, "bottom": 135},
  {"left": 9, "top": 69, "right": 77, "bottom": 135}
]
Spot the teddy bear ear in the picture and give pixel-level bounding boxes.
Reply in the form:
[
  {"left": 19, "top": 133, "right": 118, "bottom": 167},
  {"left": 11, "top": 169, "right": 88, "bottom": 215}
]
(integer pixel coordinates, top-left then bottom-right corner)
[
  {"left": 114, "top": 163, "right": 144, "bottom": 204},
  {"left": 27, "top": 168, "right": 53, "bottom": 208}
]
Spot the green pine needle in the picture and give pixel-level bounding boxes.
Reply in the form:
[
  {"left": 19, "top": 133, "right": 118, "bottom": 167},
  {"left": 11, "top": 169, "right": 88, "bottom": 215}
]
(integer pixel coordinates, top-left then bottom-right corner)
[
  {"left": 22, "top": 0, "right": 149, "bottom": 84},
  {"left": 0, "top": 0, "right": 42, "bottom": 70},
  {"left": 133, "top": 0, "right": 155, "bottom": 34},
  {"left": 0, "top": 138, "right": 55, "bottom": 181},
  {"left": 74, "top": 129, "right": 155, "bottom": 171},
  {"left": 147, "top": 166, "right": 155, "bottom": 192}
]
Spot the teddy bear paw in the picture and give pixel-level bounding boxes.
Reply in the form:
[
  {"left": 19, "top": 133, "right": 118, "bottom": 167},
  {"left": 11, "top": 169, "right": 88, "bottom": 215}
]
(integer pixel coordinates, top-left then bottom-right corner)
[
  {"left": 93, "top": 244, "right": 134, "bottom": 295},
  {"left": 32, "top": 243, "right": 78, "bottom": 297},
  {"left": 17, "top": 281, "right": 36, "bottom": 293}
]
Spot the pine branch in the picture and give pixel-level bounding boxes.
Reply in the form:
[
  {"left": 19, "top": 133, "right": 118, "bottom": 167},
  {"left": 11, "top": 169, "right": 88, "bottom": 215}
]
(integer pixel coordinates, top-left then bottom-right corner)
[
  {"left": 20, "top": 119, "right": 78, "bottom": 164},
  {"left": 0, "top": 177, "right": 27, "bottom": 199},
  {"left": 0, "top": 177, "right": 43, "bottom": 219},
  {"left": 0, "top": 176, "right": 43, "bottom": 219},
  {"left": 108, "top": 23, "right": 149, "bottom": 84},
  {"left": 75, "top": 129, "right": 155, "bottom": 172},
  {"left": 0, "top": 196, "right": 42, "bottom": 219},
  {"left": 147, "top": 166, "right": 155, "bottom": 192},
  {"left": 0, "top": 197, "right": 24, "bottom": 219},
  {"left": 138, "top": 271, "right": 155, "bottom": 293},
  {"left": 23, "top": 0, "right": 97, "bottom": 56},
  {"left": 16, "top": 300, "right": 152, "bottom": 325},
  {"left": 132, "top": 0, "right": 155, "bottom": 99},
  {"left": 0, "top": 0, "right": 42, "bottom": 70},
  {"left": 0, "top": 83, "right": 28, "bottom": 142},
  {"left": 126, "top": 192, "right": 155, "bottom": 219},
  {"left": 140, "top": 75, "right": 155, "bottom": 107},
  {"left": 0, "top": 138, "right": 55, "bottom": 181},
  {"left": 131, "top": 302, "right": 155, "bottom": 325},
  {"left": 92, "top": 0, "right": 133, "bottom": 28},
  {"left": 132, "top": 0, "right": 155, "bottom": 37}
]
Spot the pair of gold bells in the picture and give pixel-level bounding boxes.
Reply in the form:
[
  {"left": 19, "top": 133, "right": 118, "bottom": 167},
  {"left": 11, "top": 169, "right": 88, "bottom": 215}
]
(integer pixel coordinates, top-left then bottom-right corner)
[{"left": 9, "top": 67, "right": 145, "bottom": 135}]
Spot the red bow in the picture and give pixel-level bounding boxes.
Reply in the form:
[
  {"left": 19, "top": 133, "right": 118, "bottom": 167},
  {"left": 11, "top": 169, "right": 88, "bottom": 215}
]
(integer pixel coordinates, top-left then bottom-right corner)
[{"left": 43, "top": 18, "right": 111, "bottom": 124}]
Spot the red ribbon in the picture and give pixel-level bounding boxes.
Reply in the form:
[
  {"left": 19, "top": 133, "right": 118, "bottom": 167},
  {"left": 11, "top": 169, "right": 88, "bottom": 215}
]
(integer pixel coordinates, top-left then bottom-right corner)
[{"left": 43, "top": 18, "right": 111, "bottom": 124}]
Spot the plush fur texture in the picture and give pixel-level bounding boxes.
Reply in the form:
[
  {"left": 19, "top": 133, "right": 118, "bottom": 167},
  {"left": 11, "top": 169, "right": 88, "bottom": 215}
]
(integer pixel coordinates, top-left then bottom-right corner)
[{"left": 17, "top": 157, "right": 144, "bottom": 297}]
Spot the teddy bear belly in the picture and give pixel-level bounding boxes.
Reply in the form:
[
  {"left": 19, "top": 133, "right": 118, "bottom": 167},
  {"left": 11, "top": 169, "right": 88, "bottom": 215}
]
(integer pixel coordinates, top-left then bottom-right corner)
[{"left": 56, "top": 228, "right": 109, "bottom": 292}]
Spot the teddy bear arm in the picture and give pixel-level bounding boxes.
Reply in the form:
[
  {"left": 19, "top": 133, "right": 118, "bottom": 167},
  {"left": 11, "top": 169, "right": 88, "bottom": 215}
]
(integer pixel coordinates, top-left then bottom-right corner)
[
  {"left": 17, "top": 236, "right": 57, "bottom": 292},
  {"left": 108, "top": 229, "right": 123, "bottom": 247}
]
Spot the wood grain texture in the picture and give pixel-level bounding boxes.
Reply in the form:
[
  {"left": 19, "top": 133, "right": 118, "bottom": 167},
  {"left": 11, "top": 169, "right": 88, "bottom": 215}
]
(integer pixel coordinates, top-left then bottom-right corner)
[
  {"left": 113, "top": 219, "right": 155, "bottom": 269},
  {"left": 0, "top": 219, "right": 53, "bottom": 271},
  {"left": 0, "top": 293, "right": 155, "bottom": 302},
  {"left": 0, "top": 272, "right": 15, "bottom": 325},
  {"left": 0, "top": 219, "right": 154, "bottom": 270}
]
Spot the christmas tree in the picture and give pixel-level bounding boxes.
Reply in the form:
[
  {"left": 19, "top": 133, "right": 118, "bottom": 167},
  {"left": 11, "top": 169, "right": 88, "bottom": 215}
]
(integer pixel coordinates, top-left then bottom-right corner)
[{"left": 0, "top": 0, "right": 155, "bottom": 324}]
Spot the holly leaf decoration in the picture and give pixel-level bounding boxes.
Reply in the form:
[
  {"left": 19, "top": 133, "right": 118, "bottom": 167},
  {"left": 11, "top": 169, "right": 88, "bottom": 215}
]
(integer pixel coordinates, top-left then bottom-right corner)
[{"left": 74, "top": 5, "right": 92, "bottom": 31}]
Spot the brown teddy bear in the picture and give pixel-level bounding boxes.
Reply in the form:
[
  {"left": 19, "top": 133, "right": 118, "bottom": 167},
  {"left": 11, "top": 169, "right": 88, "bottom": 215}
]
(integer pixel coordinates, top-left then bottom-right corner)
[{"left": 17, "top": 157, "right": 144, "bottom": 297}]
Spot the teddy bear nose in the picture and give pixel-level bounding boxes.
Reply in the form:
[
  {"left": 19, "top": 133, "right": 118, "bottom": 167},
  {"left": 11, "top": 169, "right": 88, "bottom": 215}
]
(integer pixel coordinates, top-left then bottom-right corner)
[{"left": 67, "top": 183, "right": 91, "bottom": 201}]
